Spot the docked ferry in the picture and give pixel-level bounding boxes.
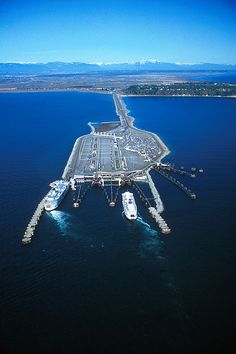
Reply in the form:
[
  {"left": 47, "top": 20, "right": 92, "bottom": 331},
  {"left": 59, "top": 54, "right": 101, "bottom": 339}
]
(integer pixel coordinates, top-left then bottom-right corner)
[
  {"left": 122, "top": 191, "right": 137, "bottom": 220},
  {"left": 44, "top": 180, "right": 69, "bottom": 211}
]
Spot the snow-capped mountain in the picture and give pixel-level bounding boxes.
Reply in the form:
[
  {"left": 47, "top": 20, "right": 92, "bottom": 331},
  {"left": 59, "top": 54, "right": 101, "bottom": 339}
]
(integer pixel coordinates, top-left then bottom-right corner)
[{"left": 0, "top": 60, "right": 235, "bottom": 74}]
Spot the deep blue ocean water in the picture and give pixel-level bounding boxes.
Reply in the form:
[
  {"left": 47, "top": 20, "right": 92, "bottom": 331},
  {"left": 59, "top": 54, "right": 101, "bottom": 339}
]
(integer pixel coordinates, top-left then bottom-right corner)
[
  {"left": 0, "top": 92, "right": 236, "bottom": 354},
  {"left": 187, "top": 71, "right": 236, "bottom": 83}
]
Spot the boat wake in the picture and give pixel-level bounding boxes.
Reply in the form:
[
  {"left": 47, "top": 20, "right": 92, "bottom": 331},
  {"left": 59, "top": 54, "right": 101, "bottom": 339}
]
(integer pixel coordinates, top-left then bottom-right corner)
[
  {"left": 136, "top": 216, "right": 158, "bottom": 237},
  {"left": 122, "top": 212, "right": 158, "bottom": 237},
  {"left": 134, "top": 218, "right": 184, "bottom": 324},
  {"left": 135, "top": 216, "right": 165, "bottom": 260},
  {"left": 48, "top": 210, "right": 78, "bottom": 237}
]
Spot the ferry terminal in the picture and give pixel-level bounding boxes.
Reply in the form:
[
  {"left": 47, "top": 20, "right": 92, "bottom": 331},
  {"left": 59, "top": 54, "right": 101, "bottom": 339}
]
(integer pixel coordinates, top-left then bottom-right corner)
[{"left": 22, "top": 93, "right": 201, "bottom": 244}]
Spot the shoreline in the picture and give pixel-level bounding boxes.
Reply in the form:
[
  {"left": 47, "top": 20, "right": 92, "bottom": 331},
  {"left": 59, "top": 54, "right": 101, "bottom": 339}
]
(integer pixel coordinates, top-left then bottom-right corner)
[
  {"left": 0, "top": 88, "right": 112, "bottom": 94},
  {"left": 0, "top": 88, "right": 235, "bottom": 99},
  {"left": 121, "top": 94, "right": 236, "bottom": 99}
]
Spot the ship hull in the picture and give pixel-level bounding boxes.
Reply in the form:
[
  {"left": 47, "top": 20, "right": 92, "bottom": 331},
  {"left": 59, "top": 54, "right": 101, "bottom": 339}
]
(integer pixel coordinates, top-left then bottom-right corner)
[
  {"left": 124, "top": 211, "right": 137, "bottom": 221},
  {"left": 44, "top": 181, "right": 69, "bottom": 211},
  {"left": 122, "top": 192, "right": 137, "bottom": 220}
]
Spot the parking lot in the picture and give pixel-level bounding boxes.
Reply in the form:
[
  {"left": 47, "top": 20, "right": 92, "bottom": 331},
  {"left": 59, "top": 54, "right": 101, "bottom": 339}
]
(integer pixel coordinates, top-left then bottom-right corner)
[{"left": 72, "top": 126, "right": 165, "bottom": 177}]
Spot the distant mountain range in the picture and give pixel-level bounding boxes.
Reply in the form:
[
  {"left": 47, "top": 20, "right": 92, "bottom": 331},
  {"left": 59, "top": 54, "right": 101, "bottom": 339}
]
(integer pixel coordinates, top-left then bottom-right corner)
[{"left": 0, "top": 60, "right": 236, "bottom": 74}]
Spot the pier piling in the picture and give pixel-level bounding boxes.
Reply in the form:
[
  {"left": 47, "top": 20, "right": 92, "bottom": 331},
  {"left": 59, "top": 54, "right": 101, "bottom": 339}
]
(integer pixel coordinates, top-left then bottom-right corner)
[{"left": 154, "top": 167, "right": 197, "bottom": 199}]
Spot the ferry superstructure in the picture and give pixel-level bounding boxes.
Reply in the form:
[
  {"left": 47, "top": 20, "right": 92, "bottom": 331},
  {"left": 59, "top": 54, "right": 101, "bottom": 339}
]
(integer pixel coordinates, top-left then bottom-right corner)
[
  {"left": 44, "top": 180, "right": 69, "bottom": 211},
  {"left": 122, "top": 191, "right": 137, "bottom": 220}
]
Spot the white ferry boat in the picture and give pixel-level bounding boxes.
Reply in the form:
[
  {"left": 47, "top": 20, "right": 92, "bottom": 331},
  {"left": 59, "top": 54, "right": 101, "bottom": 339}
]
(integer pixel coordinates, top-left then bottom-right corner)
[
  {"left": 122, "top": 191, "right": 137, "bottom": 220},
  {"left": 44, "top": 180, "right": 69, "bottom": 211}
]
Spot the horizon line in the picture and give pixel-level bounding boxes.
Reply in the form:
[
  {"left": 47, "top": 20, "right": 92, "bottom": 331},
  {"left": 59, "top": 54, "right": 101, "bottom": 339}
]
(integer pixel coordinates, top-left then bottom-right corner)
[{"left": 0, "top": 60, "right": 236, "bottom": 66}]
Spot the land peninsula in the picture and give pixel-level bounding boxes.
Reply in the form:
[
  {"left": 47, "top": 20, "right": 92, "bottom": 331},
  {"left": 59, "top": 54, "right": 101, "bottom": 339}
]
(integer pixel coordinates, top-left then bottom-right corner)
[{"left": 0, "top": 61, "right": 235, "bottom": 96}]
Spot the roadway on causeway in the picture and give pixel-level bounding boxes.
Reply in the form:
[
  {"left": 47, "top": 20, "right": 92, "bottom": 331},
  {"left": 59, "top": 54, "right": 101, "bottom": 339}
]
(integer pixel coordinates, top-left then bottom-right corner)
[{"left": 62, "top": 94, "right": 170, "bottom": 179}]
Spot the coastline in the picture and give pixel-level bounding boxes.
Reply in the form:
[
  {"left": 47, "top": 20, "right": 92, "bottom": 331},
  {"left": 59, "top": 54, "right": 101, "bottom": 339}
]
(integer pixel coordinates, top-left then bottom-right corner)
[
  {"left": 121, "top": 94, "right": 236, "bottom": 99},
  {"left": 0, "top": 88, "right": 112, "bottom": 94},
  {"left": 0, "top": 88, "right": 235, "bottom": 98}
]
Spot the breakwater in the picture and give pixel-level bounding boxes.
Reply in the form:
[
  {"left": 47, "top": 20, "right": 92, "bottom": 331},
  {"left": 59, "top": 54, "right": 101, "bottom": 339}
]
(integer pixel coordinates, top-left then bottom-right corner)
[
  {"left": 62, "top": 136, "right": 83, "bottom": 180},
  {"left": 22, "top": 195, "right": 47, "bottom": 244}
]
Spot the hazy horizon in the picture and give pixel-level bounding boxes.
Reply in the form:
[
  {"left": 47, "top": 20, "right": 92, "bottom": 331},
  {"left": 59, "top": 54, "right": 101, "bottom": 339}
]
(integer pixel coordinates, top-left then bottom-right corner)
[{"left": 1, "top": 59, "right": 236, "bottom": 65}]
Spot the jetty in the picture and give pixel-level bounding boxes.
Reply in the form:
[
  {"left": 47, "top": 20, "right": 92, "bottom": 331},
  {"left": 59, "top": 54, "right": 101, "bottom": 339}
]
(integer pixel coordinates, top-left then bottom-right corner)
[{"left": 22, "top": 195, "right": 47, "bottom": 244}]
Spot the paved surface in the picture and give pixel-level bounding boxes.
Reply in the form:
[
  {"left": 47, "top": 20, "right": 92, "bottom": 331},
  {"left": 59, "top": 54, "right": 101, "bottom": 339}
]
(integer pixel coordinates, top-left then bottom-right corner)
[{"left": 63, "top": 94, "right": 170, "bottom": 179}]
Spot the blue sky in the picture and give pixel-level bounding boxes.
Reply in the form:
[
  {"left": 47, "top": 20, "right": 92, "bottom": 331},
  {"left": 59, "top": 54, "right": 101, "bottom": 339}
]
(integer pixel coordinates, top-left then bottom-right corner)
[{"left": 0, "top": 0, "right": 235, "bottom": 64}]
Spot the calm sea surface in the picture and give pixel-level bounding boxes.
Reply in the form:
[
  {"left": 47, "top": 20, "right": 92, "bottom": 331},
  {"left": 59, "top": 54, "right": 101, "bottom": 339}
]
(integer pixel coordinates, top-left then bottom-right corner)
[
  {"left": 0, "top": 92, "right": 236, "bottom": 354},
  {"left": 187, "top": 71, "right": 236, "bottom": 83}
]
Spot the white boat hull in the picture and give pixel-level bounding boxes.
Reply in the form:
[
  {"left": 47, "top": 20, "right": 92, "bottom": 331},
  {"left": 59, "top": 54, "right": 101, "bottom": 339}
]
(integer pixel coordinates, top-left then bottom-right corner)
[
  {"left": 44, "top": 180, "right": 69, "bottom": 211},
  {"left": 124, "top": 212, "right": 137, "bottom": 220},
  {"left": 122, "top": 191, "right": 137, "bottom": 220}
]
